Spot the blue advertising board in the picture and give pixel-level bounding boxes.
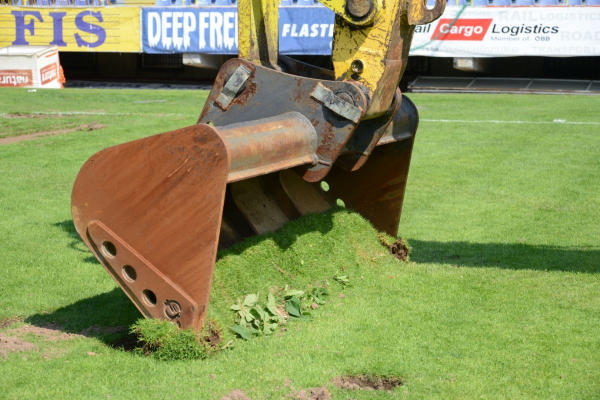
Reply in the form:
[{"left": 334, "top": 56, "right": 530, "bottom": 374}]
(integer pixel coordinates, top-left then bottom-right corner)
[{"left": 141, "top": 6, "right": 335, "bottom": 54}]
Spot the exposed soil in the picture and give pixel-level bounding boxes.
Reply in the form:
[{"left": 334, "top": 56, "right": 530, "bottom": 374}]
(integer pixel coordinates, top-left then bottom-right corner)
[
  {"left": 1, "top": 322, "right": 133, "bottom": 358},
  {"left": 388, "top": 239, "right": 410, "bottom": 261},
  {"left": 203, "top": 320, "right": 222, "bottom": 349},
  {"left": 0, "top": 317, "right": 23, "bottom": 329},
  {"left": 80, "top": 325, "right": 126, "bottom": 337},
  {"left": 6, "top": 322, "right": 127, "bottom": 342},
  {"left": 107, "top": 332, "right": 140, "bottom": 351},
  {"left": 332, "top": 375, "right": 402, "bottom": 391},
  {"left": 220, "top": 390, "right": 251, "bottom": 400},
  {"left": 288, "top": 387, "right": 331, "bottom": 400},
  {"left": 10, "top": 324, "right": 78, "bottom": 341},
  {"left": 0, "top": 334, "right": 37, "bottom": 359},
  {"left": 0, "top": 122, "right": 106, "bottom": 145},
  {"left": 3, "top": 113, "right": 62, "bottom": 118}
]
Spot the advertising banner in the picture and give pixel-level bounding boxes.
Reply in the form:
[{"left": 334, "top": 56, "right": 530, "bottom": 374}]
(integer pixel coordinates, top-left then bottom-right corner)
[
  {"left": 142, "top": 6, "right": 334, "bottom": 54},
  {"left": 411, "top": 6, "right": 600, "bottom": 57},
  {"left": 3, "top": 6, "right": 597, "bottom": 56},
  {"left": 0, "top": 70, "right": 33, "bottom": 87},
  {"left": 142, "top": 6, "right": 600, "bottom": 57},
  {"left": 0, "top": 7, "right": 140, "bottom": 52}
]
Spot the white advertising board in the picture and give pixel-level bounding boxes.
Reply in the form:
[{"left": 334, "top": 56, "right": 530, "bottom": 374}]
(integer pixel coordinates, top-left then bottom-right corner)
[
  {"left": 0, "top": 45, "right": 63, "bottom": 88},
  {"left": 410, "top": 6, "right": 600, "bottom": 57}
]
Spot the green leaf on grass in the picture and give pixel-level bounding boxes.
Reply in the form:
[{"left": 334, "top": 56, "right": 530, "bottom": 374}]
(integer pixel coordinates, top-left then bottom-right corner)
[
  {"left": 267, "top": 292, "right": 279, "bottom": 316},
  {"left": 230, "top": 324, "right": 254, "bottom": 340},
  {"left": 333, "top": 275, "right": 350, "bottom": 286},
  {"left": 284, "top": 289, "right": 305, "bottom": 299},
  {"left": 285, "top": 296, "right": 303, "bottom": 318},
  {"left": 243, "top": 294, "right": 258, "bottom": 307}
]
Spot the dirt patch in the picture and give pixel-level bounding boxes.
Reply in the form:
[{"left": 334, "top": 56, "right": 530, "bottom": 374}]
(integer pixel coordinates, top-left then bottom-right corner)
[
  {"left": 377, "top": 235, "right": 411, "bottom": 262},
  {"left": 387, "top": 239, "right": 410, "bottom": 261},
  {"left": 7, "top": 323, "right": 125, "bottom": 341},
  {"left": 0, "top": 122, "right": 106, "bottom": 145},
  {"left": 2, "top": 323, "right": 132, "bottom": 356},
  {"left": 220, "top": 390, "right": 251, "bottom": 400},
  {"left": 107, "top": 332, "right": 140, "bottom": 351},
  {"left": 3, "top": 113, "right": 62, "bottom": 119},
  {"left": 0, "top": 334, "right": 37, "bottom": 359},
  {"left": 10, "top": 324, "right": 79, "bottom": 341},
  {"left": 203, "top": 320, "right": 222, "bottom": 349},
  {"left": 333, "top": 375, "right": 402, "bottom": 391},
  {"left": 287, "top": 387, "right": 331, "bottom": 400},
  {"left": 80, "top": 325, "right": 126, "bottom": 337},
  {"left": 0, "top": 317, "right": 24, "bottom": 329}
]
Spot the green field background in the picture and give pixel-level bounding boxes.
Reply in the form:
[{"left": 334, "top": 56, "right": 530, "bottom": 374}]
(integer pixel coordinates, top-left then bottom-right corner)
[{"left": 0, "top": 89, "right": 599, "bottom": 399}]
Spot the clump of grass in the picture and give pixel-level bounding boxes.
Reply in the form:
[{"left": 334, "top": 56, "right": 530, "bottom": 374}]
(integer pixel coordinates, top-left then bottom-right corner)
[
  {"left": 130, "top": 318, "right": 207, "bottom": 361},
  {"left": 377, "top": 233, "right": 411, "bottom": 262}
]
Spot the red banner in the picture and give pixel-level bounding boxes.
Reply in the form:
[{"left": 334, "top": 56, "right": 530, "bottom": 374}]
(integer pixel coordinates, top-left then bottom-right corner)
[
  {"left": 40, "top": 63, "right": 58, "bottom": 85},
  {"left": 431, "top": 18, "right": 493, "bottom": 41},
  {"left": 0, "top": 69, "right": 33, "bottom": 87}
]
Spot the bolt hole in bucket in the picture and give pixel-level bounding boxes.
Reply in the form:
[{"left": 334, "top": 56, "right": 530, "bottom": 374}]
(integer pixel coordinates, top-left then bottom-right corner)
[
  {"left": 320, "top": 181, "right": 330, "bottom": 192},
  {"left": 143, "top": 289, "right": 157, "bottom": 306},
  {"left": 122, "top": 265, "right": 137, "bottom": 282},
  {"left": 102, "top": 241, "right": 117, "bottom": 258}
]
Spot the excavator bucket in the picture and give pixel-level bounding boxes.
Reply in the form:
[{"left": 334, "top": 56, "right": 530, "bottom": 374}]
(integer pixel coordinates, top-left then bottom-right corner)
[{"left": 71, "top": 0, "right": 444, "bottom": 331}]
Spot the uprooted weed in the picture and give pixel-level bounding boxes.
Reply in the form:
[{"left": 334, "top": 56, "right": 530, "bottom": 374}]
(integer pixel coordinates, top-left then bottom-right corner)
[{"left": 228, "top": 274, "right": 350, "bottom": 341}]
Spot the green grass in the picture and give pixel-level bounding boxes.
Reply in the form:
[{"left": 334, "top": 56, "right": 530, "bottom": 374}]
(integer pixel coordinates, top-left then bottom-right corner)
[{"left": 0, "top": 88, "right": 599, "bottom": 399}]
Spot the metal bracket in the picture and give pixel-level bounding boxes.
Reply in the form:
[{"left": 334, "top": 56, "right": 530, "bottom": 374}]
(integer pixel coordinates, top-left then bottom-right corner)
[
  {"left": 216, "top": 65, "right": 251, "bottom": 109},
  {"left": 86, "top": 220, "right": 199, "bottom": 329},
  {"left": 408, "top": 0, "right": 445, "bottom": 25},
  {"left": 311, "top": 83, "right": 363, "bottom": 123}
]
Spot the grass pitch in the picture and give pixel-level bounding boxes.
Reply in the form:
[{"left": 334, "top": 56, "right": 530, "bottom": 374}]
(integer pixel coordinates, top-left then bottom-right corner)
[{"left": 0, "top": 88, "right": 599, "bottom": 399}]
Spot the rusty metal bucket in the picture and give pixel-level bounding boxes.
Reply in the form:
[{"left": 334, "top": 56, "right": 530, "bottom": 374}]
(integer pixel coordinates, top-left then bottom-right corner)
[{"left": 71, "top": 60, "right": 418, "bottom": 331}]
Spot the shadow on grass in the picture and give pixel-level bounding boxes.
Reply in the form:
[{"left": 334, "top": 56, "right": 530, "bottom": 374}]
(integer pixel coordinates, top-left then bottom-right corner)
[
  {"left": 216, "top": 208, "right": 341, "bottom": 260},
  {"left": 54, "top": 206, "right": 340, "bottom": 264},
  {"left": 25, "top": 288, "right": 141, "bottom": 350},
  {"left": 54, "top": 220, "right": 97, "bottom": 264},
  {"left": 409, "top": 239, "right": 600, "bottom": 274},
  {"left": 42, "top": 213, "right": 340, "bottom": 347}
]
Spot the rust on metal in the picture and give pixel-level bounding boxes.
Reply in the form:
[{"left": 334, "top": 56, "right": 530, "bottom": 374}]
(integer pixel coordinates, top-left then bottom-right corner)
[
  {"left": 87, "top": 221, "right": 198, "bottom": 328},
  {"left": 199, "top": 59, "right": 367, "bottom": 183},
  {"left": 72, "top": 124, "right": 230, "bottom": 331},
  {"left": 310, "top": 83, "right": 363, "bottom": 123},
  {"left": 337, "top": 89, "right": 402, "bottom": 171},
  {"left": 220, "top": 112, "right": 318, "bottom": 183}
]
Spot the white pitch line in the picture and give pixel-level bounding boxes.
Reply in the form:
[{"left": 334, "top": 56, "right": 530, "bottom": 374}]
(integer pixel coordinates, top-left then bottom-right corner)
[{"left": 421, "top": 118, "right": 600, "bottom": 126}]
